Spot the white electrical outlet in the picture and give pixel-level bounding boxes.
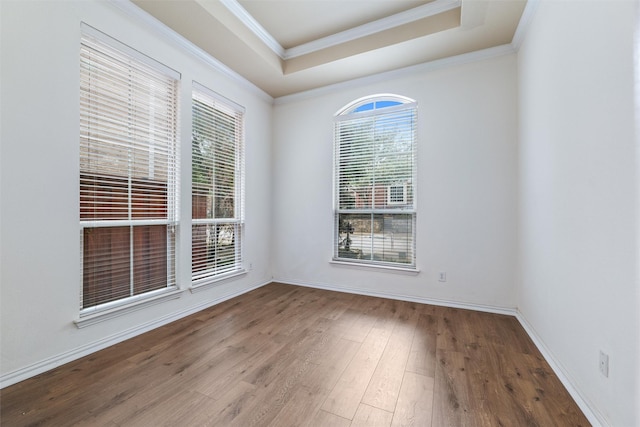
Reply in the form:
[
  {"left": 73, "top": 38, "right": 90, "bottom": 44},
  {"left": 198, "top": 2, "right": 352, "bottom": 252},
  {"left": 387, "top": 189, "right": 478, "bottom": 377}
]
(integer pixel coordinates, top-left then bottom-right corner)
[
  {"left": 439, "top": 272, "right": 447, "bottom": 282},
  {"left": 599, "top": 351, "right": 609, "bottom": 378}
]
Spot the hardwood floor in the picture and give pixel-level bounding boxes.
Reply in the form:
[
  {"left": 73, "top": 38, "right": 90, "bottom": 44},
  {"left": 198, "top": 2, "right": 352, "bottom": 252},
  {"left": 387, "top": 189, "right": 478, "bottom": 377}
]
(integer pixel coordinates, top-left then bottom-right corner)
[{"left": 0, "top": 283, "right": 590, "bottom": 426}]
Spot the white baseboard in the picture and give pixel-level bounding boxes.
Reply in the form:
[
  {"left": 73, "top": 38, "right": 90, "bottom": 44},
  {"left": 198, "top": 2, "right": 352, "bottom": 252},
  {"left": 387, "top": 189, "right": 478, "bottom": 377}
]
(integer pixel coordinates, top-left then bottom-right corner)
[
  {"left": 0, "top": 280, "right": 270, "bottom": 389},
  {"left": 515, "top": 312, "right": 607, "bottom": 427},
  {"left": 274, "top": 277, "right": 517, "bottom": 316}
]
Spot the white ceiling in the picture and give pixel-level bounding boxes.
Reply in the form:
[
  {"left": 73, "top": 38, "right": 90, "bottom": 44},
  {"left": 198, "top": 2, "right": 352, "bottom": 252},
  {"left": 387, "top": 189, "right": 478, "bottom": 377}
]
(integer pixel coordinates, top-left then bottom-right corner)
[{"left": 132, "top": 0, "right": 527, "bottom": 98}]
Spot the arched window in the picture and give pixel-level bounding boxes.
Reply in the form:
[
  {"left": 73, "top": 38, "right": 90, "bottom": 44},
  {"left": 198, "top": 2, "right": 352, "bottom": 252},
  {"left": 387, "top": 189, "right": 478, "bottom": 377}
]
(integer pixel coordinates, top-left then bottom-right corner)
[{"left": 334, "top": 94, "right": 417, "bottom": 268}]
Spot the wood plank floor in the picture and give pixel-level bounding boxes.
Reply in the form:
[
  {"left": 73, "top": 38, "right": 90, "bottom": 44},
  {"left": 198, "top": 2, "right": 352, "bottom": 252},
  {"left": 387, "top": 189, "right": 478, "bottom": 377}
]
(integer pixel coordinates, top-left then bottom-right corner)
[{"left": 1, "top": 283, "right": 590, "bottom": 426}]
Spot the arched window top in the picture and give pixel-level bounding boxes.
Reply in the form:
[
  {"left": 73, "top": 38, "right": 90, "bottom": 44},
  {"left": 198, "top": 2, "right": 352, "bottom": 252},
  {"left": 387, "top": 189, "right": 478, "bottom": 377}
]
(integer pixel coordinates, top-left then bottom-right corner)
[{"left": 335, "top": 94, "right": 416, "bottom": 116}]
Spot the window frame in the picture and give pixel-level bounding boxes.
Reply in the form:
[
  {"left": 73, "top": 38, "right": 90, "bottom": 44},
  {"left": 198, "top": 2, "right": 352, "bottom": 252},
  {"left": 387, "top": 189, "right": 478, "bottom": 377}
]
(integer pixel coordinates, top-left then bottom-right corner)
[
  {"left": 190, "top": 82, "right": 246, "bottom": 289},
  {"left": 333, "top": 94, "right": 418, "bottom": 270},
  {"left": 387, "top": 183, "right": 408, "bottom": 205},
  {"left": 78, "top": 24, "right": 181, "bottom": 321}
]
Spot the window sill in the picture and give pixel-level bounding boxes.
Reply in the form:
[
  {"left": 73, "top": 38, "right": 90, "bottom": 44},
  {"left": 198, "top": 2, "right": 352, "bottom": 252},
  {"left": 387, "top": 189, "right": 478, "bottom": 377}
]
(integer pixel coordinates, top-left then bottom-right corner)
[
  {"left": 330, "top": 259, "right": 420, "bottom": 275},
  {"left": 74, "top": 288, "right": 183, "bottom": 328},
  {"left": 190, "top": 269, "right": 247, "bottom": 293}
]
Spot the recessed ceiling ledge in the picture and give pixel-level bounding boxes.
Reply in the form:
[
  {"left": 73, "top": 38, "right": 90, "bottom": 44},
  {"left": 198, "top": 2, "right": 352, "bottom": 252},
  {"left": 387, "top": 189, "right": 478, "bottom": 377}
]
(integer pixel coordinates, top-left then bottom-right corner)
[
  {"left": 220, "top": 0, "right": 462, "bottom": 61},
  {"left": 131, "top": 0, "right": 527, "bottom": 97},
  {"left": 282, "top": 0, "right": 462, "bottom": 59},
  {"left": 283, "top": 7, "right": 462, "bottom": 75}
]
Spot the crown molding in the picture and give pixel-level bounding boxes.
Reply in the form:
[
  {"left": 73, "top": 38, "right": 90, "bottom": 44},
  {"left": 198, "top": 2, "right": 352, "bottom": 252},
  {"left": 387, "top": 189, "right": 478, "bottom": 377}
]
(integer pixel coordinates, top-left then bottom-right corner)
[
  {"left": 511, "top": 0, "right": 540, "bottom": 50},
  {"left": 274, "top": 44, "right": 516, "bottom": 105},
  {"left": 218, "top": 0, "right": 286, "bottom": 57},
  {"left": 109, "top": 0, "right": 273, "bottom": 103},
  {"left": 221, "top": 0, "right": 461, "bottom": 61}
]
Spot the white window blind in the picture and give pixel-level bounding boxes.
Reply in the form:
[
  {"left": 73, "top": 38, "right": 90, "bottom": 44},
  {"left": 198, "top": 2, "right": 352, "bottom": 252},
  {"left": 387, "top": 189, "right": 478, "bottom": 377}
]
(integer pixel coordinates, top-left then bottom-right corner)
[
  {"left": 334, "top": 96, "right": 417, "bottom": 267},
  {"left": 191, "top": 83, "right": 245, "bottom": 283},
  {"left": 79, "top": 26, "right": 180, "bottom": 311}
]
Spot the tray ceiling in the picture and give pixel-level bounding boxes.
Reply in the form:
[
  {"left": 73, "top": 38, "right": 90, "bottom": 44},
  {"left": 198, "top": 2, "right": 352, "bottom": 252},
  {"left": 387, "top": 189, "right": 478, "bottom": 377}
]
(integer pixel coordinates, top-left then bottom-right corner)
[{"left": 131, "top": 0, "right": 527, "bottom": 98}]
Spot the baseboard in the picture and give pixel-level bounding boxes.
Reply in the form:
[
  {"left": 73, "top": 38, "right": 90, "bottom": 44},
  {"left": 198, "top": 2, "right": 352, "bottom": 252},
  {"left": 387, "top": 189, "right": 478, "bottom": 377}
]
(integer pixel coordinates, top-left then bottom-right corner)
[
  {"left": 274, "top": 277, "right": 517, "bottom": 316},
  {"left": 515, "top": 311, "right": 607, "bottom": 427},
  {"left": 0, "top": 280, "right": 271, "bottom": 389}
]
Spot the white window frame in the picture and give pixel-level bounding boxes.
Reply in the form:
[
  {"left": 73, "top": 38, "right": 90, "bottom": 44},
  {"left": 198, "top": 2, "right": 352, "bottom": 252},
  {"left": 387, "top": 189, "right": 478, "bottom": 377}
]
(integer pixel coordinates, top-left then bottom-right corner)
[
  {"left": 77, "top": 24, "right": 181, "bottom": 324},
  {"left": 387, "top": 183, "right": 408, "bottom": 205},
  {"left": 190, "top": 82, "right": 246, "bottom": 289},
  {"left": 333, "top": 94, "right": 417, "bottom": 270}
]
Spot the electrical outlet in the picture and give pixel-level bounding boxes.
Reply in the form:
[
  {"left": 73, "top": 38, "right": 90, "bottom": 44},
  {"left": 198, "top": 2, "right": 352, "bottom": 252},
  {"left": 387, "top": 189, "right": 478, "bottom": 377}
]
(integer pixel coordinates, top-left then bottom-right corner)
[
  {"left": 439, "top": 272, "right": 447, "bottom": 282},
  {"left": 599, "top": 351, "right": 609, "bottom": 378}
]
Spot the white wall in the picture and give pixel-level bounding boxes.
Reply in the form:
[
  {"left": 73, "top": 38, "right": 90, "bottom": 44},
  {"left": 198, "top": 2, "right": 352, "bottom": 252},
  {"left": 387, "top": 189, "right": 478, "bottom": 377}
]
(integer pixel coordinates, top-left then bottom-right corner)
[
  {"left": 517, "top": 1, "right": 639, "bottom": 425},
  {"left": 272, "top": 54, "right": 519, "bottom": 310},
  {"left": 0, "top": 0, "right": 273, "bottom": 384}
]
